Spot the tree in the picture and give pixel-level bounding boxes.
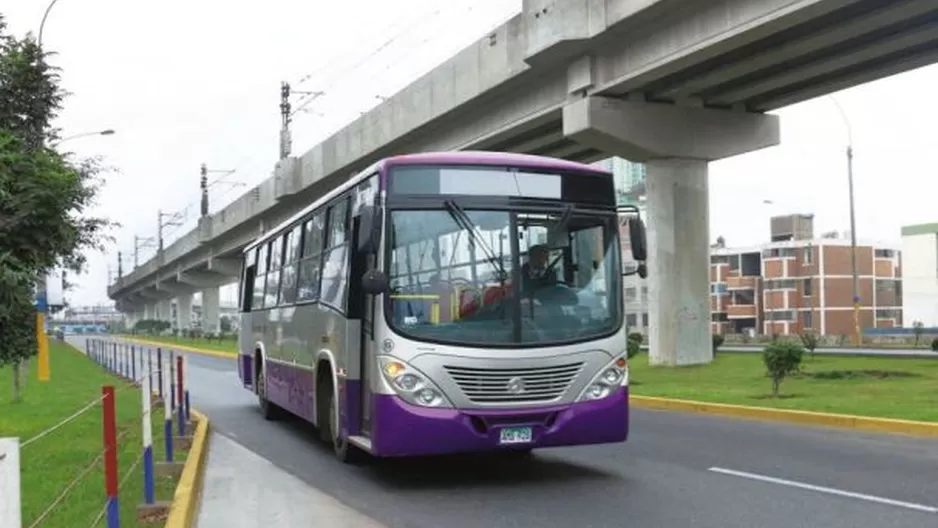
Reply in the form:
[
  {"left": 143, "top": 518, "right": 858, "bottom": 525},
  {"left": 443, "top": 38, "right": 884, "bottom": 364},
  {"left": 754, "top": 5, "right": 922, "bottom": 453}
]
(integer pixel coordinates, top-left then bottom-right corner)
[
  {"left": 0, "top": 258, "right": 39, "bottom": 401},
  {"left": 762, "top": 341, "right": 804, "bottom": 398},
  {"left": 0, "top": 18, "right": 114, "bottom": 401}
]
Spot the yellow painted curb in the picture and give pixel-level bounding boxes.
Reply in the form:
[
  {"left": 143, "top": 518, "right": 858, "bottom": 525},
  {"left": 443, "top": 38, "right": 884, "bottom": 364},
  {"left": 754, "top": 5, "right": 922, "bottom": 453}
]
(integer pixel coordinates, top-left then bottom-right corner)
[
  {"left": 121, "top": 337, "right": 238, "bottom": 360},
  {"left": 164, "top": 409, "right": 210, "bottom": 528},
  {"left": 630, "top": 395, "right": 938, "bottom": 438}
]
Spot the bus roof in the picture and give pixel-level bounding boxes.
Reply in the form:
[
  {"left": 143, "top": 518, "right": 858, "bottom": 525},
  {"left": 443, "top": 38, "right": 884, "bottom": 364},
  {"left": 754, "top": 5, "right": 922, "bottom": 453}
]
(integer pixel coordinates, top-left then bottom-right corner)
[
  {"left": 243, "top": 151, "right": 612, "bottom": 254},
  {"left": 380, "top": 151, "right": 611, "bottom": 175}
]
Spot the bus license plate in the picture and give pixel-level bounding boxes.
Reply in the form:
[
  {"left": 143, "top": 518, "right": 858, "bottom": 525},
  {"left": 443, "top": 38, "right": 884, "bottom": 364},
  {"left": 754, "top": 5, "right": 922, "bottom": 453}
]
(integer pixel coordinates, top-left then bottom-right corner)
[{"left": 499, "top": 427, "right": 532, "bottom": 444}]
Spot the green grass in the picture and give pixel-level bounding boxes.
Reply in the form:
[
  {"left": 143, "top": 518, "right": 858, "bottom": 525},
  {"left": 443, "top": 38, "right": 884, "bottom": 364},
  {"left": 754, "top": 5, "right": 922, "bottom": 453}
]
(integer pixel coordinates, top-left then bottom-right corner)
[
  {"left": 125, "top": 335, "right": 236, "bottom": 355},
  {"left": 0, "top": 341, "right": 190, "bottom": 528},
  {"left": 630, "top": 351, "right": 938, "bottom": 422}
]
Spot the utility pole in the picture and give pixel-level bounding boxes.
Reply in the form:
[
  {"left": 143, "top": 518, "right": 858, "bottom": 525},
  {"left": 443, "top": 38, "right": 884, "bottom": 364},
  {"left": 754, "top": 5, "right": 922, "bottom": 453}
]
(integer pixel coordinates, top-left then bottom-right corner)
[
  {"left": 117, "top": 251, "right": 123, "bottom": 279},
  {"left": 200, "top": 163, "right": 209, "bottom": 217},
  {"left": 280, "top": 81, "right": 292, "bottom": 160}
]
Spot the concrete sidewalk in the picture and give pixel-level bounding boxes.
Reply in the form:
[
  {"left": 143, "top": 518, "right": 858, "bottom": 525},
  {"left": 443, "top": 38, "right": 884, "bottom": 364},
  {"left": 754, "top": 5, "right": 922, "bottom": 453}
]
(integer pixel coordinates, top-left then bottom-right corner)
[{"left": 196, "top": 433, "right": 387, "bottom": 528}]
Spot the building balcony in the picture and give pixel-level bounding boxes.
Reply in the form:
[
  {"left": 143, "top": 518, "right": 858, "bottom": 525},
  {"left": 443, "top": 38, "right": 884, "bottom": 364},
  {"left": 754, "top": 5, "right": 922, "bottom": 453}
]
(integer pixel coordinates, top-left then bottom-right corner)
[
  {"left": 727, "top": 304, "right": 758, "bottom": 319},
  {"left": 726, "top": 276, "right": 759, "bottom": 290}
]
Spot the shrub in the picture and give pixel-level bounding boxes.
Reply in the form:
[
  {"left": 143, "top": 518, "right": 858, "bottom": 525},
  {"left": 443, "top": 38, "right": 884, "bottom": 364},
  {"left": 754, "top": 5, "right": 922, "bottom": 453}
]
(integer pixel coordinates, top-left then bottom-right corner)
[
  {"left": 931, "top": 338, "right": 938, "bottom": 352},
  {"left": 627, "top": 332, "right": 643, "bottom": 345},
  {"left": 626, "top": 333, "right": 642, "bottom": 359},
  {"left": 799, "top": 331, "right": 819, "bottom": 359},
  {"left": 763, "top": 341, "right": 805, "bottom": 397},
  {"left": 711, "top": 334, "right": 724, "bottom": 355}
]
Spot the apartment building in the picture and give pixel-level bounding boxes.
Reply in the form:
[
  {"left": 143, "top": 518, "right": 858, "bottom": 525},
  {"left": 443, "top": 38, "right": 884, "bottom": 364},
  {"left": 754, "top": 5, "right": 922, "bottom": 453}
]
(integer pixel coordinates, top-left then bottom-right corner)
[
  {"left": 900, "top": 222, "right": 938, "bottom": 326},
  {"left": 710, "top": 214, "right": 903, "bottom": 336}
]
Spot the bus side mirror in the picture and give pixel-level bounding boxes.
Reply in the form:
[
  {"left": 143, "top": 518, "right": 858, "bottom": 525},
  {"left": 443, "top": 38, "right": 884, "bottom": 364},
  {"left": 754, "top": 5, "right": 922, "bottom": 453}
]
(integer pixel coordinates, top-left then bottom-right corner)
[
  {"left": 629, "top": 217, "right": 647, "bottom": 262},
  {"left": 362, "top": 269, "right": 389, "bottom": 295},
  {"left": 358, "top": 205, "right": 383, "bottom": 254}
]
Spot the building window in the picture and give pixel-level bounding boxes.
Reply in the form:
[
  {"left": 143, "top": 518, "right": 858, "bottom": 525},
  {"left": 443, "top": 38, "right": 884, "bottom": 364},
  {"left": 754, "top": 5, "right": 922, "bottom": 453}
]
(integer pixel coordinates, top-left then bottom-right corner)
[
  {"left": 763, "top": 247, "right": 797, "bottom": 258},
  {"left": 625, "top": 287, "right": 637, "bottom": 302},
  {"left": 765, "top": 279, "right": 797, "bottom": 290},
  {"left": 711, "top": 283, "right": 727, "bottom": 295},
  {"left": 802, "top": 311, "right": 812, "bottom": 329},
  {"left": 626, "top": 314, "right": 637, "bottom": 327},
  {"left": 642, "top": 313, "right": 649, "bottom": 327},
  {"left": 766, "top": 310, "right": 794, "bottom": 321},
  {"left": 874, "top": 249, "right": 895, "bottom": 259},
  {"left": 803, "top": 247, "right": 813, "bottom": 264},
  {"left": 803, "top": 278, "right": 812, "bottom": 296},
  {"left": 712, "top": 312, "right": 728, "bottom": 322},
  {"left": 876, "top": 309, "right": 900, "bottom": 319}
]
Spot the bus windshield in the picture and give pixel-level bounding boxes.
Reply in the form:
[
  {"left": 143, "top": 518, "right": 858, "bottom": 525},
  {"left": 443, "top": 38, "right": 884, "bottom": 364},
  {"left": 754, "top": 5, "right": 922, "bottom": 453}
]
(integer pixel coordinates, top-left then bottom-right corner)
[{"left": 386, "top": 205, "right": 622, "bottom": 347}]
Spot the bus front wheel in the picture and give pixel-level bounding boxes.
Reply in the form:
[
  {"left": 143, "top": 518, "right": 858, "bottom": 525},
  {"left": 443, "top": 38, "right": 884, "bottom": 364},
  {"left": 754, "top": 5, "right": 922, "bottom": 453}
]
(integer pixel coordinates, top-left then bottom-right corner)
[{"left": 317, "top": 371, "right": 366, "bottom": 464}]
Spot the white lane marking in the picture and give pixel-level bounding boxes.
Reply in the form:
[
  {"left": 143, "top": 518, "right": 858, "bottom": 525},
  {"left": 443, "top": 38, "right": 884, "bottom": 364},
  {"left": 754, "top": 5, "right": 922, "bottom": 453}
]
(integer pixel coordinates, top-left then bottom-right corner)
[{"left": 708, "top": 467, "right": 938, "bottom": 514}]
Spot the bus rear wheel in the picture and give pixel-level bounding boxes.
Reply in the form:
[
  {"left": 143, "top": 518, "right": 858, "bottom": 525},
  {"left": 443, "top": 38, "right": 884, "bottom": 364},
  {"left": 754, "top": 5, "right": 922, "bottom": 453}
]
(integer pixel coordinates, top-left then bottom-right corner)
[{"left": 317, "top": 373, "right": 366, "bottom": 464}]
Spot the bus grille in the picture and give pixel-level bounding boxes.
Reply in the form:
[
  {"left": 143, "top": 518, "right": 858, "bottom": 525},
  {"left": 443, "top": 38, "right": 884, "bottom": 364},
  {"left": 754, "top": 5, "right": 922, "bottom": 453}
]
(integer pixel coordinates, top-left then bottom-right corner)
[{"left": 443, "top": 362, "right": 584, "bottom": 404}]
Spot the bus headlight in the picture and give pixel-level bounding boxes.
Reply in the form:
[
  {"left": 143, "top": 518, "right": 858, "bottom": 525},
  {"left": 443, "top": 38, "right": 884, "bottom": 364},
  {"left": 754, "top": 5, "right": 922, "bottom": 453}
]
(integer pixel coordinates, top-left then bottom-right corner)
[
  {"left": 377, "top": 355, "right": 452, "bottom": 408},
  {"left": 577, "top": 355, "right": 628, "bottom": 402}
]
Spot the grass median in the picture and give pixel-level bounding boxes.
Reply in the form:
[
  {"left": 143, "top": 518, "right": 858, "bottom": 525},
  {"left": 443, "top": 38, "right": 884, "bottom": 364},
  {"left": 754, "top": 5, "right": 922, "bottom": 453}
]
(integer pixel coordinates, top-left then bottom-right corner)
[
  {"left": 629, "top": 351, "right": 938, "bottom": 422},
  {"left": 0, "top": 340, "right": 189, "bottom": 528},
  {"left": 131, "top": 334, "right": 937, "bottom": 422},
  {"left": 124, "top": 335, "right": 237, "bottom": 356}
]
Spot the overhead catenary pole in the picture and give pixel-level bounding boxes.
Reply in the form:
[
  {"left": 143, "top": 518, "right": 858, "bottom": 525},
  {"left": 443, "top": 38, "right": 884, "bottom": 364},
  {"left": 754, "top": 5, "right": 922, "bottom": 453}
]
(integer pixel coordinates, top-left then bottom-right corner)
[
  {"left": 279, "top": 81, "right": 292, "bottom": 160},
  {"left": 200, "top": 163, "right": 209, "bottom": 217}
]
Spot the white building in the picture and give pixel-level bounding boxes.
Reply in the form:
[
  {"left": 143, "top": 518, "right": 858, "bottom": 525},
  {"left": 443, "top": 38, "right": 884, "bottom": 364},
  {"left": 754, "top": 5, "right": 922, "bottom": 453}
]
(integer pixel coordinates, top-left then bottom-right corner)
[{"left": 900, "top": 222, "right": 938, "bottom": 326}]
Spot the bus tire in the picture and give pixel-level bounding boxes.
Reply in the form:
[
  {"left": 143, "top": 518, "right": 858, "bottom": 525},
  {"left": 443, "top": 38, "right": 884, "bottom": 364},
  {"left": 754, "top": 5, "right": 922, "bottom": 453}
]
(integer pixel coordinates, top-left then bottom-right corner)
[
  {"left": 317, "top": 371, "right": 366, "bottom": 464},
  {"left": 255, "top": 355, "right": 284, "bottom": 421}
]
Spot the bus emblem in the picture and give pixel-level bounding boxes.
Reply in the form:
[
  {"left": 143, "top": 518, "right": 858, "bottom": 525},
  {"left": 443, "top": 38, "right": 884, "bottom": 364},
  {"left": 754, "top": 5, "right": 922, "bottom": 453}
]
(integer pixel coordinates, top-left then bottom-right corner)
[{"left": 506, "top": 377, "right": 525, "bottom": 394}]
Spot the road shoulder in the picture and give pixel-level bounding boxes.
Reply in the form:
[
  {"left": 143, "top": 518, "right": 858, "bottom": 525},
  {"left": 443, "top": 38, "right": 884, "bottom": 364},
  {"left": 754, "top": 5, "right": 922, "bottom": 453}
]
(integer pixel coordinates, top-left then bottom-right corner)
[{"left": 196, "top": 432, "right": 387, "bottom": 528}]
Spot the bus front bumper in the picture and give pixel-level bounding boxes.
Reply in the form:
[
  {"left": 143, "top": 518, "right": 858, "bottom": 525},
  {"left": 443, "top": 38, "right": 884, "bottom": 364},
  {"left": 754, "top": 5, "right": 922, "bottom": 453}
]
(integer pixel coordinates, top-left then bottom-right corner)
[{"left": 369, "top": 387, "right": 629, "bottom": 457}]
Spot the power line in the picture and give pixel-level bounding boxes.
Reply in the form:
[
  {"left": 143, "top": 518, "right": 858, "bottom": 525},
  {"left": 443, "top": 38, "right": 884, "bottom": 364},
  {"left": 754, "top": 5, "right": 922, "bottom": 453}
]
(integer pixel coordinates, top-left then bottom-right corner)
[{"left": 290, "top": 5, "right": 455, "bottom": 117}]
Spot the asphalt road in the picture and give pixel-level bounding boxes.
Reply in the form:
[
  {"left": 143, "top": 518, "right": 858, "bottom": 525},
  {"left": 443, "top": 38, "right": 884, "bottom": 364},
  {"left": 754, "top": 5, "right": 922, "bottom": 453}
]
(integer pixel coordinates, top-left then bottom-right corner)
[{"left": 73, "top": 337, "right": 938, "bottom": 528}]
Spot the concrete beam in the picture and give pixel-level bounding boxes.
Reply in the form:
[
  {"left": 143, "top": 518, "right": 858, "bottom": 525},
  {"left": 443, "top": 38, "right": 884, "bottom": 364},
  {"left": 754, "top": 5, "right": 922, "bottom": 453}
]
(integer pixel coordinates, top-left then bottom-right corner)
[
  {"left": 176, "top": 269, "right": 228, "bottom": 289},
  {"left": 562, "top": 96, "right": 779, "bottom": 161},
  {"left": 206, "top": 257, "right": 241, "bottom": 278},
  {"left": 654, "top": 0, "right": 938, "bottom": 99},
  {"left": 591, "top": 0, "right": 857, "bottom": 95}
]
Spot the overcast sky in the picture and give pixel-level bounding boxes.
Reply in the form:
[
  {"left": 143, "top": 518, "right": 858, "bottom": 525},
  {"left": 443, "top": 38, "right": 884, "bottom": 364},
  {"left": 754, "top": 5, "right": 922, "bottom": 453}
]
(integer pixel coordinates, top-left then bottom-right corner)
[{"left": 5, "top": 0, "right": 938, "bottom": 307}]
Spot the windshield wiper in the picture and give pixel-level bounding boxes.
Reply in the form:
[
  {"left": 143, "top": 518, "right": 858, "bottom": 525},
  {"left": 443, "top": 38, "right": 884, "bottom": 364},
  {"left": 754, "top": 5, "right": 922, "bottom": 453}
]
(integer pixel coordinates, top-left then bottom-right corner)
[{"left": 443, "top": 200, "right": 508, "bottom": 282}]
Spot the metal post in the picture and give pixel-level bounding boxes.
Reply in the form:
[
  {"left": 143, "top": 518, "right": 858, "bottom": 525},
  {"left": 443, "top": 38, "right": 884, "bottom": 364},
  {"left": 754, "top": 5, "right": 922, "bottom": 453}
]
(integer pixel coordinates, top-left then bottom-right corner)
[
  {"left": 141, "top": 369, "right": 155, "bottom": 504},
  {"left": 157, "top": 348, "right": 164, "bottom": 400},
  {"left": 102, "top": 386, "right": 120, "bottom": 528},
  {"left": 163, "top": 364, "right": 174, "bottom": 463},
  {"left": 847, "top": 145, "right": 861, "bottom": 346},
  {"left": 176, "top": 356, "right": 185, "bottom": 436}
]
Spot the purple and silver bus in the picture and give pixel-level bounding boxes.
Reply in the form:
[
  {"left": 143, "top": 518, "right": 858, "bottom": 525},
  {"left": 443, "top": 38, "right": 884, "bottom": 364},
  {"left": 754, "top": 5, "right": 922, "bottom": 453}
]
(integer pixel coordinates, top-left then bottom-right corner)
[{"left": 236, "top": 151, "right": 647, "bottom": 462}]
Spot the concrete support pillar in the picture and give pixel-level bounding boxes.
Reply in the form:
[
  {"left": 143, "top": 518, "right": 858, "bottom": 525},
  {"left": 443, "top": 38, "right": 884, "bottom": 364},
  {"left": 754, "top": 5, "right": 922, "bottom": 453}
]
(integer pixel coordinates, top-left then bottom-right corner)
[
  {"left": 646, "top": 159, "right": 712, "bottom": 365},
  {"left": 563, "top": 95, "right": 780, "bottom": 365},
  {"left": 176, "top": 292, "right": 193, "bottom": 331},
  {"left": 143, "top": 303, "right": 153, "bottom": 320},
  {"left": 202, "top": 287, "right": 220, "bottom": 335},
  {"left": 158, "top": 299, "right": 173, "bottom": 322}
]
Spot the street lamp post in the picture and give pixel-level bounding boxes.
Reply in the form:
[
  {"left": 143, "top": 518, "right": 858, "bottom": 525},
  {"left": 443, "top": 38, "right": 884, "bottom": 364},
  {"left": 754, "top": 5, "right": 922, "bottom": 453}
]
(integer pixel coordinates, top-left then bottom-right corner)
[
  {"left": 38, "top": 0, "right": 64, "bottom": 47},
  {"left": 53, "top": 129, "right": 115, "bottom": 147},
  {"left": 829, "top": 96, "right": 861, "bottom": 347}
]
